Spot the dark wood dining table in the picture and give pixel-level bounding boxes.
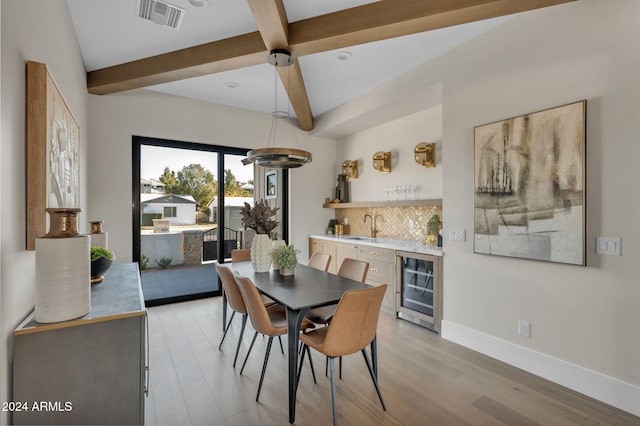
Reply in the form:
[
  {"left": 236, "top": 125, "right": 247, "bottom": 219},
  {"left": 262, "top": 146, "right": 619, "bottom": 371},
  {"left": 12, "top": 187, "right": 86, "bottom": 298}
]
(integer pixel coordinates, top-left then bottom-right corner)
[{"left": 230, "top": 261, "right": 374, "bottom": 423}]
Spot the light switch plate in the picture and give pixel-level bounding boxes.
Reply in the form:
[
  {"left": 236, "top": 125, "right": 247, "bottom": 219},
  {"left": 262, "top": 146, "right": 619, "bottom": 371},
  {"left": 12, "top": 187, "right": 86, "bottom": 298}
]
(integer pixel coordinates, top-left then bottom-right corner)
[
  {"left": 596, "top": 237, "right": 621, "bottom": 256},
  {"left": 449, "top": 228, "right": 466, "bottom": 242}
]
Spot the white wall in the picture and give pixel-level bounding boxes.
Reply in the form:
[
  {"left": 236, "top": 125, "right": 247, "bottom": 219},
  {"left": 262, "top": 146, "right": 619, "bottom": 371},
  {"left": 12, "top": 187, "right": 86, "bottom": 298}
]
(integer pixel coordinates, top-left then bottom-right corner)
[
  {"left": 328, "top": 0, "right": 640, "bottom": 416},
  {"left": 87, "top": 90, "right": 336, "bottom": 263},
  {"left": 0, "top": 0, "right": 88, "bottom": 421},
  {"left": 441, "top": 1, "right": 640, "bottom": 411},
  {"left": 337, "top": 106, "right": 443, "bottom": 201}
]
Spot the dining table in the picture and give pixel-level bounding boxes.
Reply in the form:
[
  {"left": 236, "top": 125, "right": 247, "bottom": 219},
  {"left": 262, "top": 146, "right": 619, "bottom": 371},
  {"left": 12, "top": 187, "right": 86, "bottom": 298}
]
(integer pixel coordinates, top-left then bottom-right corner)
[{"left": 230, "top": 261, "right": 374, "bottom": 423}]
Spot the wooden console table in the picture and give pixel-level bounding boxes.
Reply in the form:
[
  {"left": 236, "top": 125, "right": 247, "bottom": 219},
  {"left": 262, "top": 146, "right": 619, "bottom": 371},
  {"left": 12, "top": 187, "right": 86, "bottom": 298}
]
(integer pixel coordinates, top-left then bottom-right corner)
[{"left": 12, "top": 263, "right": 147, "bottom": 425}]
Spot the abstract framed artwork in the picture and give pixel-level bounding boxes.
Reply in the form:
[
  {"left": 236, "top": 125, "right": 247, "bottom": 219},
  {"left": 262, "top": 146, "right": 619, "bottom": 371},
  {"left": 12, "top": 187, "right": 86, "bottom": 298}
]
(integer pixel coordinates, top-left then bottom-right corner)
[
  {"left": 265, "top": 170, "right": 277, "bottom": 199},
  {"left": 474, "top": 100, "right": 586, "bottom": 265},
  {"left": 26, "top": 61, "right": 80, "bottom": 250}
]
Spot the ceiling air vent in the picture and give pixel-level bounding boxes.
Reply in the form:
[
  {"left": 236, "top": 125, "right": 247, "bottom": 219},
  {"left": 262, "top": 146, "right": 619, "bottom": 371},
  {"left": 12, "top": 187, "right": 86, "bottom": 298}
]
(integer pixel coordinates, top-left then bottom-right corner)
[{"left": 137, "top": 0, "right": 185, "bottom": 30}]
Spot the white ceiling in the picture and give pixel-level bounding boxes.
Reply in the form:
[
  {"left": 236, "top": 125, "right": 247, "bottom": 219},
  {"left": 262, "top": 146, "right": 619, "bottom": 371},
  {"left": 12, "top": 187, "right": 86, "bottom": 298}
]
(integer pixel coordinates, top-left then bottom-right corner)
[{"left": 67, "top": 0, "right": 510, "bottom": 121}]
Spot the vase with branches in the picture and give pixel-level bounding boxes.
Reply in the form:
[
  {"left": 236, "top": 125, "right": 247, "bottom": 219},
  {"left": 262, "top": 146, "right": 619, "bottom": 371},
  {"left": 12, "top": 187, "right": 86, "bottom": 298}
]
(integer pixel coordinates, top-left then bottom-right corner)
[{"left": 240, "top": 200, "right": 279, "bottom": 272}]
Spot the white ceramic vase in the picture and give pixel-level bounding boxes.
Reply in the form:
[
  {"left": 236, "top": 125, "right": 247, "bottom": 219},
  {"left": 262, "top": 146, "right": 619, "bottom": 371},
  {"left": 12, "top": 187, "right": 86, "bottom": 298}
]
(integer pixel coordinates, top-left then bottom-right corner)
[
  {"left": 251, "top": 234, "right": 272, "bottom": 272},
  {"left": 35, "top": 208, "right": 91, "bottom": 323}
]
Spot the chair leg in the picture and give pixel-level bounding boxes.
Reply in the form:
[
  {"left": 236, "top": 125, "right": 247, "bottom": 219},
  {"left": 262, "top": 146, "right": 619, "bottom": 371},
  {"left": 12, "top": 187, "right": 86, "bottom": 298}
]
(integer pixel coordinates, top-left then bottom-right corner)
[
  {"left": 240, "top": 331, "right": 259, "bottom": 375},
  {"left": 339, "top": 356, "right": 342, "bottom": 380},
  {"left": 306, "top": 345, "right": 317, "bottom": 384},
  {"left": 296, "top": 344, "right": 317, "bottom": 394},
  {"left": 296, "top": 343, "right": 307, "bottom": 393},
  {"left": 218, "top": 311, "right": 236, "bottom": 349},
  {"left": 232, "top": 314, "right": 248, "bottom": 368},
  {"left": 361, "top": 349, "right": 386, "bottom": 411},
  {"left": 329, "top": 357, "right": 338, "bottom": 426},
  {"left": 256, "top": 337, "right": 274, "bottom": 401},
  {"left": 278, "top": 335, "right": 284, "bottom": 354}
]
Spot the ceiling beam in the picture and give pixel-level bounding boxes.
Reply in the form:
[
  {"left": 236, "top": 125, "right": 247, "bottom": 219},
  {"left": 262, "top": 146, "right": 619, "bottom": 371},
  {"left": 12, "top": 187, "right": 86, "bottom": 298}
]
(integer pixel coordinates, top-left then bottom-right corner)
[
  {"left": 246, "top": 0, "right": 288, "bottom": 48},
  {"left": 87, "top": 32, "right": 266, "bottom": 95},
  {"left": 246, "top": 0, "right": 314, "bottom": 130},
  {"left": 287, "top": 0, "right": 578, "bottom": 56},
  {"left": 87, "top": 0, "right": 576, "bottom": 126}
]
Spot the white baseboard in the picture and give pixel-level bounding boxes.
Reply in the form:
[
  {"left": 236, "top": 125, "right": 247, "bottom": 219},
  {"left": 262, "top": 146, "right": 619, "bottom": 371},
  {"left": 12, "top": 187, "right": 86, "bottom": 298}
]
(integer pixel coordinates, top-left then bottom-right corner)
[{"left": 441, "top": 320, "right": 640, "bottom": 417}]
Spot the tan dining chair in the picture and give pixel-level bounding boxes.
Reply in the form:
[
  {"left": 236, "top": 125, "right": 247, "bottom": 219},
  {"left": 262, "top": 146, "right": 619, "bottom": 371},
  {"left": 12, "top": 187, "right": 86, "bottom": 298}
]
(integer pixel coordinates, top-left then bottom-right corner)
[
  {"left": 308, "top": 252, "right": 331, "bottom": 272},
  {"left": 231, "top": 248, "right": 276, "bottom": 307},
  {"left": 298, "top": 284, "right": 387, "bottom": 426},
  {"left": 231, "top": 248, "right": 251, "bottom": 262},
  {"left": 216, "top": 264, "right": 281, "bottom": 368},
  {"left": 235, "top": 275, "right": 316, "bottom": 401},
  {"left": 306, "top": 257, "right": 370, "bottom": 378},
  {"left": 306, "top": 258, "right": 369, "bottom": 325}
]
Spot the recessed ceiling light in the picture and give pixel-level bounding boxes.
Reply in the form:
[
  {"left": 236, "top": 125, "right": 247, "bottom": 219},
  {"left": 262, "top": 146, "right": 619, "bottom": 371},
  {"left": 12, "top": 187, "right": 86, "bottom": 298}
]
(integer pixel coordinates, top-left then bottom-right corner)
[
  {"left": 225, "top": 82, "right": 239, "bottom": 89},
  {"left": 337, "top": 51, "right": 352, "bottom": 61},
  {"left": 187, "top": 0, "right": 208, "bottom": 7}
]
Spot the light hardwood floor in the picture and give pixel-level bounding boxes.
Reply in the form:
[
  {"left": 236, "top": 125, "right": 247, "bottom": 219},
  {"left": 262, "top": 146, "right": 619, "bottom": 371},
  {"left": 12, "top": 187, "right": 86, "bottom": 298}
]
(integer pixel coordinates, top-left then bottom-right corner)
[{"left": 145, "top": 297, "right": 639, "bottom": 425}]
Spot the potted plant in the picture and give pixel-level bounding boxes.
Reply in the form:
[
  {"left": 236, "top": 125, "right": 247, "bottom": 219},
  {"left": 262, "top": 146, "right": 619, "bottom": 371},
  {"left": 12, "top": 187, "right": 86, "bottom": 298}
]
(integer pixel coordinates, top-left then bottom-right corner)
[
  {"left": 90, "top": 246, "right": 115, "bottom": 284},
  {"left": 275, "top": 244, "right": 299, "bottom": 276},
  {"left": 240, "top": 200, "right": 280, "bottom": 272}
]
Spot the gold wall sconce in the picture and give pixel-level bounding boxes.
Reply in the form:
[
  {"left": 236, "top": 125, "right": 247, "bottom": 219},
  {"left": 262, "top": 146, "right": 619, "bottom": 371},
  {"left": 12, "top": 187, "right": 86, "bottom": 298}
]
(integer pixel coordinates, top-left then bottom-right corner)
[
  {"left": 414, "top": 142, "right": 436, "bottom": 168},
  {"left": 372, "top": 151, "right": 391, "bottom": 173},
  {"left": 342, "top": 160, "right": 358, "bottom": 178}
]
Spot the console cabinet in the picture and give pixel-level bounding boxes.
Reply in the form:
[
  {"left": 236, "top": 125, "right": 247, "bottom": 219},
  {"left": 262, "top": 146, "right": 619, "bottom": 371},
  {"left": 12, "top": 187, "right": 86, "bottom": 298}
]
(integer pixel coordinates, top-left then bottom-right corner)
[{"left": 13, "top": 263, "right": 147, "bottom": 425}]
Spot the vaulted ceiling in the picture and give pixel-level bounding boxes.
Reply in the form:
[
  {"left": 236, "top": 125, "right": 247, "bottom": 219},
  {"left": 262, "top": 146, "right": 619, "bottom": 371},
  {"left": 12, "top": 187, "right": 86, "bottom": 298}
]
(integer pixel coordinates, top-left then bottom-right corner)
[{"left": 68, "top": 0, "right": 575, "bottom": 132}]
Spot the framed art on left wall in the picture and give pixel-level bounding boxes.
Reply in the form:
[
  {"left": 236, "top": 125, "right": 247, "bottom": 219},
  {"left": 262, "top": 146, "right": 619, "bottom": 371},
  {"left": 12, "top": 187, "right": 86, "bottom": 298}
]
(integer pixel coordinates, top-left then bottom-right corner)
[{"left": 26, "top": 61, "right": 80, "bottom": 250}]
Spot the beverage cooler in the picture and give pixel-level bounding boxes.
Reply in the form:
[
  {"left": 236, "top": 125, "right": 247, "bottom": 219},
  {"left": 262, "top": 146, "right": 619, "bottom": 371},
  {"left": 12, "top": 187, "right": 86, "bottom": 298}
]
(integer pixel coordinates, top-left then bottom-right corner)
[{"left": 395, "top": 250, "right": 442, "bottom": 332}]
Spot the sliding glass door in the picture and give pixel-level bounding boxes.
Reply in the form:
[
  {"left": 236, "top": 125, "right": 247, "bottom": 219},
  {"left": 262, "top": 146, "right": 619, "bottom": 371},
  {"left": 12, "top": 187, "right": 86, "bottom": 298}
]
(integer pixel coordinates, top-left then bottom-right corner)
[{"left": 132, "top": 136, "right": 252, "bottom": 306}]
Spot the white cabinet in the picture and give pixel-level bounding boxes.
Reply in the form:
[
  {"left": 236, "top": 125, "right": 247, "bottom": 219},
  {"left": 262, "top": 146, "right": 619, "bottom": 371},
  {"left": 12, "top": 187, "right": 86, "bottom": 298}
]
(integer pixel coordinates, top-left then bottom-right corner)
[
  {"left": 309, "top": 237, "right": 337, "bottom": 273},
  {"left": 334, "top": 241, "right": 359, "bottom": 274},
  {"left": 309, "top": 237, "right": 396, "bottom": 312},
  {"left": 358, "top": 246, "right": 395, "bottom": 313}
]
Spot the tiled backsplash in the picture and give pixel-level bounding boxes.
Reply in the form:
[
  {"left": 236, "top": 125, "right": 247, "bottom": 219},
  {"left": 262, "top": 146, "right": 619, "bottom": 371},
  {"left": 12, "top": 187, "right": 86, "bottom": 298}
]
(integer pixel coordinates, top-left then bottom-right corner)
[{"left": 335, "top": 205, "right": 442, "bottom": 243}]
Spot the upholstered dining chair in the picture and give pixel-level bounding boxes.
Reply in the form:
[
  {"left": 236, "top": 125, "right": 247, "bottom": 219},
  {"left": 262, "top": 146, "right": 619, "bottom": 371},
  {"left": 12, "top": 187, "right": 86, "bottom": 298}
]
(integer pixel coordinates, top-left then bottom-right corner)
[
  {"left": 308, "top": 252, "right": 331, "bottom": 272},
  {"left": 235, "top": 275, "right": 316, "bottom": 401},
  {"left": 305, "top": 257, "right": 370, "bottom": 378},
  {"left": 231, "top": 248, "right": 276, "bottom": 307},
  {"left": 298, "top": 284, "right": 387, "bottom": 426},
  {"left": 231, "top": 248, "right": 251, "bottom": 262},
  {"left": 306, "top": 257, "right": 369, "bottom": 326},
  {"left": 216, "top": 264, "right": 282, "bottom": 368}
]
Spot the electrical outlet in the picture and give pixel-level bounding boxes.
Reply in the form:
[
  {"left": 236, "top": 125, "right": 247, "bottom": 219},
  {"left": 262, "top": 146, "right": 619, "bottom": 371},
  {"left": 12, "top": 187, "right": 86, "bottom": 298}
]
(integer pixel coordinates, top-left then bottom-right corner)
[
  {"left": 449, "top": 228, "right": 466, "bottom": 242},
  {"left": 596, "top": 237, "right": 621, "bottom": 256},
  {"left": 518, "top": 320, "right": 530, "bottom": 338}
]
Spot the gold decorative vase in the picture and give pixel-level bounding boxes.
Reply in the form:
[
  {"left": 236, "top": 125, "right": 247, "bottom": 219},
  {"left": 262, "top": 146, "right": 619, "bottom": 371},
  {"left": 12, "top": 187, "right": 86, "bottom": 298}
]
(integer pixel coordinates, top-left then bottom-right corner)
[{"left": 89, "top": 220, "right": 108, "bottom": 249}]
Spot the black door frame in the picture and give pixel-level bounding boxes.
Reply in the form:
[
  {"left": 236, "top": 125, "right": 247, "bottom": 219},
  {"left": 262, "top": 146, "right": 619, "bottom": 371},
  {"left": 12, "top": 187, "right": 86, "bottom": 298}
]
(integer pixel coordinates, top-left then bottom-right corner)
[{"left": 132, "top": 135, "right": 289, "bottom": 268}]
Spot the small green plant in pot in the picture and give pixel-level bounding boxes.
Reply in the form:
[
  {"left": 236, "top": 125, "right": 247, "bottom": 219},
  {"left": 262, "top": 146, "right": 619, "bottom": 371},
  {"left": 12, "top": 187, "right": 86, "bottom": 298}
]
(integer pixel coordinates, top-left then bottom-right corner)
[
  {"left": 90, "top": 246, "right": 115, "bottom": 284},
  {"left": 275, "top": 244, "right": 299, "bottom": 276}
]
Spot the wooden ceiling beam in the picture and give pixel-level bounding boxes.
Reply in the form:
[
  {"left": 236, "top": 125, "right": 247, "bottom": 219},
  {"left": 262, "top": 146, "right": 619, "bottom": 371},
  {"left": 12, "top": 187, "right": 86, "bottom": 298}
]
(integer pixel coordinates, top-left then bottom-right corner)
[
  {"left": 247, "top": 0, "right": 314, "bottom": 130},
  {"left": 276, "top": 59, "right": 313, "bottom": 131},
  {"left": 87, "top": 32, "right": 266, "bottom": 95},
  {"left": 287, "top": 0, "right": 577, "bottom": 56},
  {"left": 246, "top": 0, "right": 288, "bottom": 48}
]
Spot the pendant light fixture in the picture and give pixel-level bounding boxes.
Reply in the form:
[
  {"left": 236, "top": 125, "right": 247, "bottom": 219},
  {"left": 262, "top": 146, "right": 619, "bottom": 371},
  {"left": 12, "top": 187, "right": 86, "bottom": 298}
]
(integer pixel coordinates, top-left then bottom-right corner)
[{"left": 242, "top": 49, "right": 312, "bottom": 169}]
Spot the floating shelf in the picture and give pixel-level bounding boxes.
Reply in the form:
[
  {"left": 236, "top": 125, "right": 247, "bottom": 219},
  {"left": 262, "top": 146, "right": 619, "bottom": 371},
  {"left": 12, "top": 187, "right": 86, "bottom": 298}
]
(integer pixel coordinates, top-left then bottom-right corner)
[{"left": 322, "top": 199, "right": 442, "bottom": 209}]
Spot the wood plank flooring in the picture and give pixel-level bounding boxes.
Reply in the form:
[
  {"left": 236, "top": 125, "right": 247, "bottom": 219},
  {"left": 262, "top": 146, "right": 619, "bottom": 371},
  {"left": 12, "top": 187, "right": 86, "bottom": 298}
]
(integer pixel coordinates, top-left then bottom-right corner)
[{"left": 145, "top": 297, "right": 639, "bottom": 425}]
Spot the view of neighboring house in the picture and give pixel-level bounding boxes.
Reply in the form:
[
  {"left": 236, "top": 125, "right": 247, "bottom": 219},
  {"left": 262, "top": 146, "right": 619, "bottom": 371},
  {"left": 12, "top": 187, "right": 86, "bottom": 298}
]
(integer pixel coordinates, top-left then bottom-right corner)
[
  {"left": 140, "top": 178, "right": 165, "bottom": 194},
  {"left": 141, "top": 193, "right": 196, "bottom": 226},
  {"left": 207, "top": 196, "right": 253, "bottom": 225}
]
